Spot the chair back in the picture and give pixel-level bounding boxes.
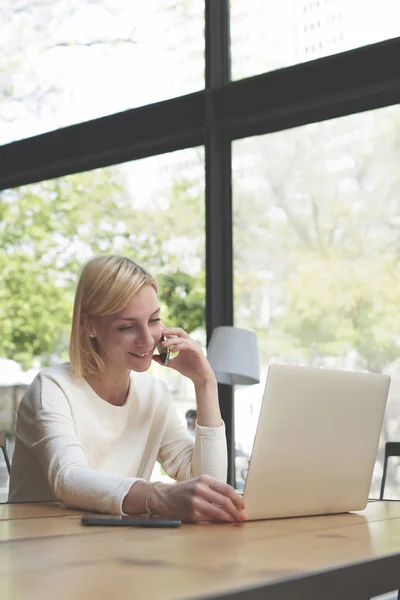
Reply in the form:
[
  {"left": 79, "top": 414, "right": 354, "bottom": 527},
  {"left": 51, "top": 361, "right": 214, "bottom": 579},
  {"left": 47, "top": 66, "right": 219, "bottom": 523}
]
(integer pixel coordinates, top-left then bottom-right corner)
[{"left": 379, "top": 441, "right": 400, "bottom": 499}]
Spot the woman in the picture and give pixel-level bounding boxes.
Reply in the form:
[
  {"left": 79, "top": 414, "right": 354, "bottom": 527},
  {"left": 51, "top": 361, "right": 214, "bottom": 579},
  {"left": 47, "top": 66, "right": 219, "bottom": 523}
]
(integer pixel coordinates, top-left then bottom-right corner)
[{"left": 9, "top": 255, "right": 245, "bottom": 523}]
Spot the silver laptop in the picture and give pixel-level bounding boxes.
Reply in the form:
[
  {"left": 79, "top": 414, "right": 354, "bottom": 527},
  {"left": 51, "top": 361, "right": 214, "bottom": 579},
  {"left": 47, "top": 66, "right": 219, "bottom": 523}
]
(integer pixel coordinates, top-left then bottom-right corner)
[{"left": 243, "top": 364, "right": 390, "bottom": 521}]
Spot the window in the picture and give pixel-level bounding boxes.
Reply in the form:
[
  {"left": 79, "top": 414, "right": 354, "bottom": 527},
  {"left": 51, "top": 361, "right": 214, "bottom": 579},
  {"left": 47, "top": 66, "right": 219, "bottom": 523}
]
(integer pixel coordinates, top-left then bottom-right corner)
[
  {"left": 233, "top": 105, "right": 400, "bottom": 497},
  {"left": 1, "top": 0, "right": 205, "bottom": 144},
  {"left": 3, "top": 0, "right": 400, "bottom": 497},
  {"left": 0, "top": 147, "right": 205, "bottom": 486},
  {"left": 230, "top": 0, "right": 400, "bottom": 80}
]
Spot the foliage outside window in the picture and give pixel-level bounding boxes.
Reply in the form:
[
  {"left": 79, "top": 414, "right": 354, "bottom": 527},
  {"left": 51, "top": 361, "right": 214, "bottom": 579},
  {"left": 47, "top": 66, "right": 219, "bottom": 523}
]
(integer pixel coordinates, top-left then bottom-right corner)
[
  {"left": 0, "top": 150, "right": 205, "bottom": 369},
  {"left": 233, "top": 105, "right": 400, "bottom": 497}
]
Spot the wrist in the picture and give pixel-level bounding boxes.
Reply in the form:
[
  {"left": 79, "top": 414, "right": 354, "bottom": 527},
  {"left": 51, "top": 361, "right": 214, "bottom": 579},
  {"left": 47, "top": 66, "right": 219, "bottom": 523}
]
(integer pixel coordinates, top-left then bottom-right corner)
[
  {"left": 122, "top": 480, "right": 149, "bottom": 515},
  {"left": 147, "top": 481, "right": 167, "bottom": 516},
  {"left": 145, "top": 482, "right": 162, "bottom": 517},
  {"left": 193, "top": 374, "right": 217, "bottom": 391}
]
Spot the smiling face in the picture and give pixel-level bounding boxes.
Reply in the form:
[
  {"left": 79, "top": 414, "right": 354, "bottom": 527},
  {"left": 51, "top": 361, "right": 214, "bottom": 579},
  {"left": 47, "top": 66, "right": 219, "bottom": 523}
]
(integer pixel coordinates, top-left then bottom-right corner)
[{"left": 89, "top": 284, "right": 163, "bottom": 373}]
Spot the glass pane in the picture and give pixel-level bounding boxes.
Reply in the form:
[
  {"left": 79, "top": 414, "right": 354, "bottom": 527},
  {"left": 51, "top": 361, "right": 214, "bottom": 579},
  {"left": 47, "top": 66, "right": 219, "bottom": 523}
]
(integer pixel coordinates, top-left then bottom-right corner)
[
  {"left": 0, "top": 146, "right": 205, "bottom": 499},
  {"left": 233, "top": 105, "right": 400, "bottom": 497},
  {"left": 230, "top": 0, "right": 400, "bottom": 81},
  {"left": 1, "top": 0, "right": 204, "bottom": 144}
]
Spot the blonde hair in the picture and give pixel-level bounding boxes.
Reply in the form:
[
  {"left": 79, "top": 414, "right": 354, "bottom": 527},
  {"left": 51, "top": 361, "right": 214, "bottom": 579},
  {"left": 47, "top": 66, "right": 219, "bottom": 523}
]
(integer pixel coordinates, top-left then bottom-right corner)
[{"left": 70, "top": 255, "right": 158, "bottom": 378}]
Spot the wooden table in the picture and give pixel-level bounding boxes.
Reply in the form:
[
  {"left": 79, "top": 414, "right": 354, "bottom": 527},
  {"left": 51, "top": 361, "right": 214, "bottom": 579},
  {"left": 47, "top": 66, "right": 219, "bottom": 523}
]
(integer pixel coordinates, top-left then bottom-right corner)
[{"left": 0, "top": 501, "right": 400, "bottom": 600}]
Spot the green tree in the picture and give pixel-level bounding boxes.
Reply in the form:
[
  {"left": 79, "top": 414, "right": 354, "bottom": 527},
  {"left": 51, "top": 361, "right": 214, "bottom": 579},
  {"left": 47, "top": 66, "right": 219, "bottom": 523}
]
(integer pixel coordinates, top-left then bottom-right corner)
[
  {"left": 271, "top": 252, "right": 400, "bottom": 373},
  {"left": 158, "top": 271, "right": 205, "bottom": 334},
  {"left": 0, "top": 163, "right": 205, "bottom": 367},
  {"left": 233, "top": 105, "right": 400, "bottom": 373},
  {"left": 0, "top": 252, "right": 72, "bottom": 367},
  {"left": 1, "top": 2, "right": 207, "bottom": 366},
  {"left": 232, "top": 108, "right": 400, "bottom": 495},
  {"left": 0, "top": 168, "right": 128, "bottom": 366}
]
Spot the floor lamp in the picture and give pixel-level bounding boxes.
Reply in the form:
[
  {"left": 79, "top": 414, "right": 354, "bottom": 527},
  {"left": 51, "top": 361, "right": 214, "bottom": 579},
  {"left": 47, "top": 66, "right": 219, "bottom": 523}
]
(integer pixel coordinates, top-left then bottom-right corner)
[{"left": 207, "top": 326, "right": 260, "bottom": 486}]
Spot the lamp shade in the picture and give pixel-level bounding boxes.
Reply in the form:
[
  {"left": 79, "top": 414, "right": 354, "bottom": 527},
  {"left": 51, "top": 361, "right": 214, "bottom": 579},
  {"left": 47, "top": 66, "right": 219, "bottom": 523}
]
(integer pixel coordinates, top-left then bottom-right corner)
[{"left": 207, "top": 326, "right": 260, "bottom": 386}]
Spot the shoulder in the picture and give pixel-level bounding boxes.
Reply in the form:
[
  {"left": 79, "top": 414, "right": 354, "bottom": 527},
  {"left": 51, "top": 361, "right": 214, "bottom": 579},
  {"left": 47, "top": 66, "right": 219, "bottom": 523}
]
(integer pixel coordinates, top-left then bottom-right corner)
[
  {"left": 21, "top": 363, "right": 86, "bottom": 413},
  {"left": 36, "top": 363, "right": 86, "bottom": 394},
  {"left": 39, "top": 362, "right": 79, "bottom": 385}
]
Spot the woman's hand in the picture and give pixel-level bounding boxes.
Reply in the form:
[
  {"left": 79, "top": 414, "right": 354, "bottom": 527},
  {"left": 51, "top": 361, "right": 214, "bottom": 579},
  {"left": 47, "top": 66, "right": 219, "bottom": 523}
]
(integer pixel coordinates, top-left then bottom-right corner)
[
  {"left": 153, "top": 326, "right": 221, "bottom": 428},
  {"left": 148, "top": 475, "right": 246, "bottom": 523},
  {"left": 153, "top": 327, "right": 215, "bottom": 386}
]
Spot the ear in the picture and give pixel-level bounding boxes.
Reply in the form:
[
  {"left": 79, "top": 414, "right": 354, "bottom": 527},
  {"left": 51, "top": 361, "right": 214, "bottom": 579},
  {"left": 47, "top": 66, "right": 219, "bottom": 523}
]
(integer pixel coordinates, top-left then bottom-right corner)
[{"left": 81, "top": 312, "right": 96, "bottom": 338}]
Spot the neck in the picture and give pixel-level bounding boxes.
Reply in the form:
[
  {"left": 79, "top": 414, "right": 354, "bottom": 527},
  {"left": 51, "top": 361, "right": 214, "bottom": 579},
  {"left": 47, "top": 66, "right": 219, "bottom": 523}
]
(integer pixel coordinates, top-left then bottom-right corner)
[{"left": 85, "top": 367, "right": 131, "bottom": 406}]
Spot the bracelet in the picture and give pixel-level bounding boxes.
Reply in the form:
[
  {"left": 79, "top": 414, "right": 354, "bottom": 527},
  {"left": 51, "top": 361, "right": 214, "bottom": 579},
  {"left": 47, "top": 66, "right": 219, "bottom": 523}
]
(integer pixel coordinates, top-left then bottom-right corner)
[{"left": 145, "top": 481, "right": 161, "bottom": 518}]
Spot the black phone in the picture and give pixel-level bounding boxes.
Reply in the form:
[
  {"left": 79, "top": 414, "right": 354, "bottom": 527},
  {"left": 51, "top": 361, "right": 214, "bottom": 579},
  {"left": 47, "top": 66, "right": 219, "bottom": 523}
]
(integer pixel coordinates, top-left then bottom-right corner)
[
  {"left": 81, "top": 514, "right": 181, "bottom": 528},
  {"left": 156, "top": 334, "right": 170, "bottom": 366}
]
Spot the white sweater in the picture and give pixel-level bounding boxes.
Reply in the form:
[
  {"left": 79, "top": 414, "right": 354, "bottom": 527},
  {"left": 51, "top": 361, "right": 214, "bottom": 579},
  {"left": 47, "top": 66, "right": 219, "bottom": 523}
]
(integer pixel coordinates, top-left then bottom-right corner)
[{"left": 8, "top": 364, "right": 227, "bottom": 514}]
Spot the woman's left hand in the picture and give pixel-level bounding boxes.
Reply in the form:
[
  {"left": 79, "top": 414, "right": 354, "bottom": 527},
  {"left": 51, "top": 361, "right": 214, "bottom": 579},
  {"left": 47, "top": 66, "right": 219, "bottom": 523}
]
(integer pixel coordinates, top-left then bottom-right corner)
[{"left": 152, "top": 327, "right": 215, "bottom": 386}]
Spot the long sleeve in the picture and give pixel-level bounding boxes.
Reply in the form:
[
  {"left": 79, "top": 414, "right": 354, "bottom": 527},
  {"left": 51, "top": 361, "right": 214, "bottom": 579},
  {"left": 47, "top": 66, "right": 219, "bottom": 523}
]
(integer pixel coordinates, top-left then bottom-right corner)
[
  {"left": 9, "top": 365, "right": 229, "bottom": 515},
  {"left": 156, "top": 382, "right": 228, "bottom": 483},
  {"left": 12, "top": 374, "right": 137, "bottom": 514}
]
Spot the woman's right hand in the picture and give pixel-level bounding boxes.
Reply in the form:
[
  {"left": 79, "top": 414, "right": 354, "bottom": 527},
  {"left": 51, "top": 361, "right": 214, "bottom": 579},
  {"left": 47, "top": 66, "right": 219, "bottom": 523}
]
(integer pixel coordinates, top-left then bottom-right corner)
[{"left": 147, "top": 475, "right": 246, "bottom": 523}]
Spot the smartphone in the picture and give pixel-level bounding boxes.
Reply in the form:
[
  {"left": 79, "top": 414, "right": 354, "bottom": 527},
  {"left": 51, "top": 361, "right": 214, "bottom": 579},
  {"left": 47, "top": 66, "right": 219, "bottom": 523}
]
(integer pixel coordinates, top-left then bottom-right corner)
[
  {"left": 156, "top": 334, "right": 170, "bottom": 366},
  {"left": 81, "top": 514, "right": 181, "bottom": 528}
]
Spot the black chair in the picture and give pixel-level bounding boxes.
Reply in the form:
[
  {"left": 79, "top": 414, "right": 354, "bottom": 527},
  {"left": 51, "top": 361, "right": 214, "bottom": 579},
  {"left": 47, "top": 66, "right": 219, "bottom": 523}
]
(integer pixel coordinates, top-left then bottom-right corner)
[
  {"left": 379, "top": 441, "right": 400, "bottom": 500},
  {"left": 0, "top": 432, "right": 11, "bottom": 475}
]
